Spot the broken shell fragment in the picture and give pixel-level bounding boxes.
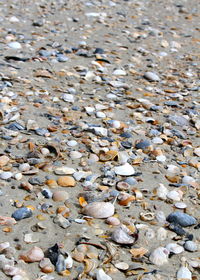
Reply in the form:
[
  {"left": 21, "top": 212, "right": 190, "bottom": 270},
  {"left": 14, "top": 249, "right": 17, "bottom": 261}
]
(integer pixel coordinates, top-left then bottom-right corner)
[
  {"left": 149, "top": 247, "right": 169, "bottom": 266},
  {"left": 96, "top": 268, "right": 112, "bottom": 280},
  {"left": 82, "top": 202, "right": 115, "bottom": 218},
  {"left": 130, "top": 247, "right": 148, "bottom": 258},
  {"left": 177, "top": 266, "right": 192, "bottom": 280},
  {"left": 111, "top": 226, "right": 136, "bottom": 244}
]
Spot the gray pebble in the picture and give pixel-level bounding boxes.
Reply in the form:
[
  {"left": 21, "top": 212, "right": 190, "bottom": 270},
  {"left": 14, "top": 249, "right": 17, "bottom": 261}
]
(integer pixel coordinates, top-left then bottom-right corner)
[
  {"left": 12, "top": 207, "right": 33, "bottom": 221},
  {"left": 144, "top": 71, "right": 160, "bottom": 82},
  {"left": 184, "top": 241, "right": 198, "bottom": 252},
  {"left": 167, "top": 212, "right": 197, "bottom": 227}
]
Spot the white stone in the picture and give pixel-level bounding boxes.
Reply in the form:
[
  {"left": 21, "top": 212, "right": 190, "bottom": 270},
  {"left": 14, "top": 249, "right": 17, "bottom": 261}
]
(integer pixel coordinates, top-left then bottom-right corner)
[
  {"left": 0, "top": 172, "right": 12, "bottom": 180},
  {"left": 112, "top": 69, "right": 126, "bottom": 76},
  {"left": 69, "top": 151, "right": 82, "bottom": 159},
  {"left": 96, "top": 111, "right": 106, "bottom": 118},
  {"left": 96, "top": 268, "right": 112, "bottom": 280},
  {"left": 92, "top": 127, "right": 108, "bottom": 137},
  {"left": 144, "top": 71, "right": 160, "bottom": 82},
  {"left": 54, "top": 166, "right": 76, "bottom": 175},
  {"left": 62, "top": 94, "right": 74, "bottom": 103},
  {"left": 67, "top": 140, "right": 78, "bottom": 147}
]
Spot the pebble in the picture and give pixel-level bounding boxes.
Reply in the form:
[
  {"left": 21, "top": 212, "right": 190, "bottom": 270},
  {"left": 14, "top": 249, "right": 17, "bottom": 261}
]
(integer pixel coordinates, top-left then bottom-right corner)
[
  {"left": 11, "top": 207, "right": 33, "bottom": 221},
  {"left": 54, "top": 166, "right": 76, "bottom": 175},
  {"left": 57, "top": 176, "right": 76, "bottom": 187},
  {"left": 7, "top": 42, "right": 22, "bottom": 49},
  {"left": 82, "top": 202, "right": 114, "bottom": 218},
  {"left": 144, "top": 72, "right": 160, "bottom": 82},
  {"left": 184, "top": 241, "right": 197, "bottom": 252},
  {"left": 52, "top": 191, "right": 69, "bottom": 202},
  {"left": 0, "top": 171, "right": 12, "bottom": 180},
  {"left": 166, "top": 212, "right": 197, "bottom": 227}
]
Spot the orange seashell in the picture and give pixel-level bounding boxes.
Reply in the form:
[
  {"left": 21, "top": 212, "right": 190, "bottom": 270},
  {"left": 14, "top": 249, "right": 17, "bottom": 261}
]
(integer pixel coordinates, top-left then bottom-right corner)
[
  {"left": 28, "top": 142, "right": 35, "bottom": 151},
  {"left": 45, "top": 179, "right": 58, "bottom": 188},
  {"left": 79, "top": 197, "right": 88, "bottom": 207},
  {"left": 20, "top": 246, "right": 44, "bottom": 262},
  {"left": 3, "top": 227, "right": 12, "bottom": 232},
  {"left": 130, "top": 247, "right": 148, "bottom": 258},
  {"left": 99, "top": 150, "right": 118, "bottom": 162},
  {"left": 118, "top": 195, "right": 135, "bottom": 206},
  {"left": 0, "top": 216, "right": 16, "bottom": 226}
]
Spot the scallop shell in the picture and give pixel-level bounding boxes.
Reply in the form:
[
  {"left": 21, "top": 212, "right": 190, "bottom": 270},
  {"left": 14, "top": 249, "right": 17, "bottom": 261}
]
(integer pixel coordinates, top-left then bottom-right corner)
[
  {"left": 82, "top": 202, "right": 115, "bottom": 218},
  {"left": 177, "top": 266, "right": 192, "bottom": 280},
  {"left": 111, "top": 226, "right": 135, "bottom": 244},
  {"left": 149, "top": 247, "right": 169, "bottom": 266},
  {"left": 20, "top": 246, "right": 44, "bottom": 262}
]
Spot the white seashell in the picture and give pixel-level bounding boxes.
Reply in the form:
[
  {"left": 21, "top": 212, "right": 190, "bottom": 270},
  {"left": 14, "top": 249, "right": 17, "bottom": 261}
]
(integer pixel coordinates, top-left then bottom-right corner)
[
  {"left": 156, "top": 184, "right": 168, "bottom": 200},
  {"left": 165, "top": 243, "right": 184, "bottom": 254},
  {"left": 177, "top": 266, "right": 192, "bottom": 280},
  {"left": 149, "top": 247, "right": 169, "bottom": 266},
  {"left": 111, "top": 225, "right": 135, "bottom": 244},
  {"left": 82, "top": 202, "right": 115, "bottom": 218},
  {"left": 96, "top": 111, "right": 106, "bottom": 118},
  {"left": 114, "top": 163, "right": 135, "bottom": 176},
  {"left": 69, "top": 151, "right": 82, "bottom": 159},
  {"left": 156, "top": 155, "right": 166, "bottom": 162},
  {"left": 54, "top": 166, "right": 76, "bottom": 175},
  {"left": 157, "top": 227, "right": 167, "bottom": 241},
  {"left": 24, "top": 233, "right": 40, "bottom": 244},
  {"left": 167, "top": 190, "right": 182, "bottom": 201},
  {"left": 3, "top": 265, "right": 21, "bottom": 276},
  {"left": 114, "top": 262, "right": 129, "bottom": 270},
  {"left": 96, "top": 268, "right": 112, "bottom": 280},
  {"left": 145, "top": 228, "right": 155, "bottom": 240},
  {"left": 167, "top": 165, "right": 180, "bottom": 174},
  {"left": 182, "top": 176, "right": 196, "bottom": 185},
  {"left": 8, "top": 42, "right": 21, "bottom": 49},
  {"left": 62, "top": 93, "right": 74, "bottom": 103},
  {"left": 174, "top": 202, "right": 187, "bottom": 209},
  {"left": 112, "top": 69, "right": 126, "bottom": 76}
]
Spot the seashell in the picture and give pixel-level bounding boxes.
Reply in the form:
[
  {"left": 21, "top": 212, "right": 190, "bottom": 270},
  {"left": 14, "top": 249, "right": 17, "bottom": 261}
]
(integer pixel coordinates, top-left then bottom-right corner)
[
  {"left": 165, "top": 243, "right": 184, "bottom": 254},
  {"left": 116, "top": 181, "right": 130, "bottom": 191},
  {"left": 57, "top": 176, "right": 76, "bottom": 187},
  {"left": 114, "top": 163, "right": 135, "bottom": 176},
  {"left": 54, "top": 166, "right": 76, "bottom": 175},
  {"left": 132, "top": 188, "right": 143, "bottom": 200},
  {"left": 167, "top": 190, "right": 183, "bottom": 201},
  {"left": 144, "top": 71, "right": 160, "bottom": 82},
  {"left": 166, "top": 164, "right": 180, "bottom": 174},
  {"left": 84, "top": 259, "right": 97, "bottom": 273},
  {"left": 20, "top": 246, "right": 44, "bottom": 262},
  {"left": 149, "top": 247, "right": 169, "bottom": 266},
  {"left": 82, "top": 202, "right": 114, "bottom": 218},
  {"left": 174, "top": 202, "right": 187, "bottom": 209},
  {"left": 99, "top": 150, "right": 118, "bottom": 162},
  {"left": 40, "top": 258, "right": 54, "bottom": 273},
  {"left": 11, "top": 207, "right": 32, "bottom": 221},
  {"left": 111, "top": 225, "right": 136, "bottom": 244},
  {"left": 130, "top": 247, "right": 148, "bottom": 258},
  {"left": 140, "top": 212, "right": 155, "bottom": 221},
  {"left": 184, "top": 241, "right": 197, "bottom": 252},
  {"left": 182, "top": 176, "right": 196, "bottom": 186},
  {"left": 167, "top": 212, "right": 197, "bottom": 227},
  {"left": 72, "top": 249, "right": 85, "bottom": 262},
  {"left": 114, "top": 262, "right": 129, "bottom": 270},
  {"left": 177, "top": 266, "right": 192, "bottom": 280},
  {"left": 145, "top": 228, "right": 155, "bottom": 240},
  {"left": 3, "top": 265, "right": 22, "bottom": 276},
  {"left": 155, "top": 184, "right": 168, "bottom": 200},
  {"left": 157, "top": 227, "right": 167, "bottom": 241},
  {"left": 96, "top": 268, "right": 112, "bottom": 280},
  {"left": 106, "top": 217, "right": 120, "bottom": 226},
  {"left": 24, "top": 233, "right": 40, "bottom": 243},
  {"left": 0, "top": 216, "right": 17, "bottom": 226},
  {"left": 0, "top": 242, "right": 10, "bottom": 253},
  {"left": 52, "top": 191, "right": 69, "bottom": 202},
  {"left": 118, "top": 194, "right": 135, "bottom": 206},
  {"left": 69, "top": 151, "right": 82, "bottom": 159},
  {"left": 56, "top": 253, "right": 73, "bottom": 273}
]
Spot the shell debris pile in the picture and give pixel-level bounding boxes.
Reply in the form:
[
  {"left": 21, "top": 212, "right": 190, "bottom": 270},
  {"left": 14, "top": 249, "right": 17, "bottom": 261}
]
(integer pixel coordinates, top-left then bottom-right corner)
[{"left": 0, "top": 0, "right": 199, "bottom": 279}]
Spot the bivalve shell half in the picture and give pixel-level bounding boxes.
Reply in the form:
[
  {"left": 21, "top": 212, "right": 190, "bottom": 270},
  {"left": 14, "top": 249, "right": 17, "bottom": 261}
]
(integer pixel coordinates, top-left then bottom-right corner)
[
  {"left": 96, "top": 268, "right": 112, "bottom": 280},
  {"left": 111, "top": 226, "right": 136, "bottom": 244},
  {"left": 20, "top": 246, "right": 44, "bottom": 262},
  {"left": 149, "top": 247, "right": 169, "bottom": 266},
  {"left": 114, "top": 163, "right": 135, "bottom": 176},
  {"left": 82, "top": 202, "right": 114, "bottom": 218},
  {"left": 165, "top": 243, "right": 184, "bottom": 254}
]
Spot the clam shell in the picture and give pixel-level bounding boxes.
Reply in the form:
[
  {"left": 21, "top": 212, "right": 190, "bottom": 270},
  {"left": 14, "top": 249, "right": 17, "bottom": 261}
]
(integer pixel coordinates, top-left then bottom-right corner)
[
  {"left": 177, "top": 266, "right": 192, "bottom": 280},
  {"left": 82, "top": 202, "right": 114, "bottom": 218},
  {"left": 130, "top": 247, "right": 148, "bottom": 258},
  {"left": 165, "top": 243, "right": 184, "bottom": 254},
  {"left": 184, "top": 241, "right": 197, "bottom": 252},
  {"left": 114, "top": 163, "right": 135, "bottom": 176},
  {"left": 111, "top": 226, "right": 135, "bottom": 244},
  {"left": 149, "top": 247, "right": 169, "bottom": 266}
]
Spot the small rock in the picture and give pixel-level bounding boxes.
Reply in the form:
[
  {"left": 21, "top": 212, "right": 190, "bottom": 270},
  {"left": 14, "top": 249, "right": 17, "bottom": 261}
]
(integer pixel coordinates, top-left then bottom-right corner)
[
  {"left": 167, "top": 212, "right": 197, "bottom": 227},
  {"left": 52, "top": 191, "right": 69, "bottom": 202},
  {"left": 82, "top": 202, "right": 114, "bottom": 218},
  {"left": 11, "top": 207, "right": 32, "bottom": 221},
  {"left": 8, "top": 42, "right": 21, "bottom": 49},
  {"left": 53, "top": 214, "right": 71, "bottom": 229},
  {"left": 184, "top": 241, "right": 197, "bottom": 252},
  {"left": 96, "top": 268, "right": 112, "bottom": 280},
  {"left": 0, "top": 172, "right": 12, "bottom": 180},
  {"left": 144, "top": 71, "right": 160, "bottom": 82},
  {"left": 57, "top": 176, "right": 76, "bottom": 187},
  {"left": 54, "top": 166, "right": 76, "bottom": 175},
  {"left": 111, "top": 226, "right": 135, "bottom": 244}
]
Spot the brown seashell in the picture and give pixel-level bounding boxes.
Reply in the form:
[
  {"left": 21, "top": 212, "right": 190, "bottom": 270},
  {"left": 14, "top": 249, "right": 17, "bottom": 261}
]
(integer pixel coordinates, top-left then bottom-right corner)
[
  {"left": 0, "top": 155, "right": 10, "bottom": 167},
  {"left": 20, "top": 182, "right": 34, "bottom": 192},
  {"left": 165, "top": 175, "right": 180, "bottom": 183},
  {"left": 41, "top": 265, "right": 54, "bottom": 273},
  {"left": 72, "top": 249, "right": 85, "bottom": 262},
  {"left": 116, "top": 181, "right": 130, "bottom": 191},
  {"left": 118, "top": 195, "right": 135, "bottom": 206},
  {"left": 130, "top": 247, "right": 148, "bottom": 258},
  {"left": 84, "top": 259, "right": 97, "bottom": 273},
  {"left": 46, "top": 179, "right": 58, "bottom": 188},
  {"left": 140, "top": 212, "right": 155, "bottom": 221},
  {"left": 82, "top": 202, "right": 115, "bottom": 218},
  {"left": 52, "top": 191, "right": 69, "bottom": 202},
  {"left": 20, "top": 246, "right": 44, "bottom": 262},
  {"left": 57, "top": 176, "right": 76, "bottom": 187},
  {"left": 99, "top": 150, "right": 118, "bottom": 162}
]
